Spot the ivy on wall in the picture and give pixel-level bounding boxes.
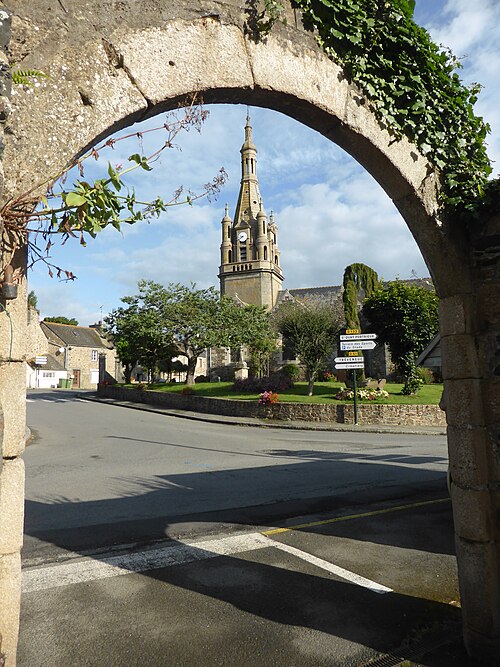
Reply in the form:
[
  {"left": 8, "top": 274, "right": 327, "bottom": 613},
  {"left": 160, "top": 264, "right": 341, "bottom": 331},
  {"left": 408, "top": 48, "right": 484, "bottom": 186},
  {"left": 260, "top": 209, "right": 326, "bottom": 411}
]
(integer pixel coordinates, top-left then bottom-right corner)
[{"left": 266, "top": 0, "right": 498, "bottom": 224}]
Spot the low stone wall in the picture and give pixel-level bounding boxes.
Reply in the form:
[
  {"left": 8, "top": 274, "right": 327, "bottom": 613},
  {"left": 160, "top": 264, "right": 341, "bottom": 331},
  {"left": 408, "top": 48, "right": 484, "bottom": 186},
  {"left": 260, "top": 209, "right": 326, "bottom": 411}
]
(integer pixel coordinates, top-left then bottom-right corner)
[{"left": 97, "top": 386, "right": 446, "bottom": 426}]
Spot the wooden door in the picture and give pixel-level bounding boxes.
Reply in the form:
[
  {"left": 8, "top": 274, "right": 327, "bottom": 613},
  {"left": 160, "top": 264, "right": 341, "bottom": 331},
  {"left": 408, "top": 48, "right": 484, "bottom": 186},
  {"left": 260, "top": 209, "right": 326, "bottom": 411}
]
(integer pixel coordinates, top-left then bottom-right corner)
[{"left": 72, "top": 369, "right": 81, "bottom": 388}]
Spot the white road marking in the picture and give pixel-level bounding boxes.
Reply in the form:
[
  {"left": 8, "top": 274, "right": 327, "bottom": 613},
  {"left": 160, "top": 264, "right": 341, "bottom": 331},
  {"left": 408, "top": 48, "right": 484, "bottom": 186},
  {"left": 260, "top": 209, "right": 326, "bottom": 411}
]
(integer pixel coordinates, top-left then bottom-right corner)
[
  {"left": 22, "top": 533, "right": 270, "bottom": 593},
  {"left": 264, "top": 540, "right": 393, "bottom": 594},
  {"left": 22, "top": 532, "right": 391, "bottom": 595}
]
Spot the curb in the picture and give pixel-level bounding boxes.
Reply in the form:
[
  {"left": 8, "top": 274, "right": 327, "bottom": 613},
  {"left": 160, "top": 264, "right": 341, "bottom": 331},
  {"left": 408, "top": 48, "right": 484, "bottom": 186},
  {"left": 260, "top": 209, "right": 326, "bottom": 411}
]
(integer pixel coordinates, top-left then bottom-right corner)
[{"left": 79, "top": 394, "right": 446, "bottom": 436}]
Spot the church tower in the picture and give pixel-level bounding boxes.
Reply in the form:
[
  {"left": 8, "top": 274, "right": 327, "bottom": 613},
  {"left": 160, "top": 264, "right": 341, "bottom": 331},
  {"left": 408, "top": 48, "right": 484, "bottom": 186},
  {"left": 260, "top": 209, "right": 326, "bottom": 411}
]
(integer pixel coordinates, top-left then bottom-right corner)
[{"left": 218, "top": 114, "right": 284, "bottom": 308}]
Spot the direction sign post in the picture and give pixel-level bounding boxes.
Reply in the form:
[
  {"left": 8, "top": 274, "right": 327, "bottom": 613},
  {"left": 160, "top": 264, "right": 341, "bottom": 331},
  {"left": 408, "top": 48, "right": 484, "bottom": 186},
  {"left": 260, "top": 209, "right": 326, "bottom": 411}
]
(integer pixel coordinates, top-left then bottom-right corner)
[
  {"left": 340, "top": 340, "right": 376, "bottom": 351},
  {"left": 337, "top": 331, "right": 377, "bottom": 426}
]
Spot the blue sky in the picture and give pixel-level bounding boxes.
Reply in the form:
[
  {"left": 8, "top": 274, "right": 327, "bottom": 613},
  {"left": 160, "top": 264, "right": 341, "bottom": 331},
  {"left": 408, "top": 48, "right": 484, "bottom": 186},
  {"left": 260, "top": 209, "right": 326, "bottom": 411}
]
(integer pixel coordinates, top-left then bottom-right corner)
[{"left": 28, "top": 0, "right": 500, "bottom": 323}]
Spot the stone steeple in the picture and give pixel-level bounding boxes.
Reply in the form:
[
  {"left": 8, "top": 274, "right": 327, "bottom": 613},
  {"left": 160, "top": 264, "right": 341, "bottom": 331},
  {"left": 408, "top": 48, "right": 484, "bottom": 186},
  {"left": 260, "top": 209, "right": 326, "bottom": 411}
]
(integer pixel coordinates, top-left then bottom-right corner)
[{"left": 219, "top": 113, "right": 283, "bottom": 308}]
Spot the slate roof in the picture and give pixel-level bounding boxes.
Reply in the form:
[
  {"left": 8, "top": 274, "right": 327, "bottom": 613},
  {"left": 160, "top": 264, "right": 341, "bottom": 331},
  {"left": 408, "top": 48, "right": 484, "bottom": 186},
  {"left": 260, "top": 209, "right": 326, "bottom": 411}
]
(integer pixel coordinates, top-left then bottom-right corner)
[
  {"left": 27, "top": 353, "right": 65, "bottom": 371},
  {"left": 40, "top": 321, "right": 112, "bottom": 349},
  {"left": 276, "top": 278, "right": 434, "bottom": 309}
]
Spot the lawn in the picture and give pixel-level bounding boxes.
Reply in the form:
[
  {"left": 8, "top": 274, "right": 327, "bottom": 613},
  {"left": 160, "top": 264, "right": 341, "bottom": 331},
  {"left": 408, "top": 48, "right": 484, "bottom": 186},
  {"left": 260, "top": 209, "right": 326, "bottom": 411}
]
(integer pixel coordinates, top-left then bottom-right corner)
[{"left": 138, "top": 381, "right": 444, "bottom": 405}]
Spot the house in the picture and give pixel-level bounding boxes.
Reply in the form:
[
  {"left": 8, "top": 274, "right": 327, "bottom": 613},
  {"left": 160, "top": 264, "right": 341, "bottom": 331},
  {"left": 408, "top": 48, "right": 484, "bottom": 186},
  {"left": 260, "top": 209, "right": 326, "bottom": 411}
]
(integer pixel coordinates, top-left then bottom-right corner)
[
  {"left": 26, "top": 307, "right": 122, "bottom": 389},
  {"left": 415, "top": 334, "right": 442, "bottom": 379}
]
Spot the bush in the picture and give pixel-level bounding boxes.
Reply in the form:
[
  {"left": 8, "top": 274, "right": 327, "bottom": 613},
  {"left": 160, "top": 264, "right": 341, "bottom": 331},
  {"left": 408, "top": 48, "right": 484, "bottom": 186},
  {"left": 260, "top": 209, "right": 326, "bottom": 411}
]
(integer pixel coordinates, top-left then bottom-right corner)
[
  {"left": 232, "top": 374, "right": 294, "bottom": 393},
  {"left": 280, "top": 364, "right": 301, "bottom": 381},
  {"left": 180, "top": 386, "right": 195, "bottom": 395},
  {"left": 416, "top": 366, "right": 435, "bottom": 384},
  {"left": 335, "top": 388, "right": 389, "bottom": 401},
  {"left": 194, "top": 375, "right": 208, "bottom": 383},
  {"left": 317, "top": 369, "right": 333, "bottom": 382}
]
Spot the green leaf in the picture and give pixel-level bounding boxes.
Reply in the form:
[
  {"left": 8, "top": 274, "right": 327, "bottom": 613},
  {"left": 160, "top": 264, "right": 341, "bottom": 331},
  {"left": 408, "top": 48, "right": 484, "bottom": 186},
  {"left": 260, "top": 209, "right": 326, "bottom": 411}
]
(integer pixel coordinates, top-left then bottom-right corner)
[{"left": 65, "top": 192, "right": 87, "bottom": 207}]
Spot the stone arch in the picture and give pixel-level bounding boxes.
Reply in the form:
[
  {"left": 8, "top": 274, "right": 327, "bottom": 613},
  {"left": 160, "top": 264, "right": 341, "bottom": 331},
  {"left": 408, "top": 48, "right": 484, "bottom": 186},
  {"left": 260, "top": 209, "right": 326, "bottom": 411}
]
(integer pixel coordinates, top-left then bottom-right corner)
[{"left": 1, "top": 2, "right": 499, "bottom": 665}]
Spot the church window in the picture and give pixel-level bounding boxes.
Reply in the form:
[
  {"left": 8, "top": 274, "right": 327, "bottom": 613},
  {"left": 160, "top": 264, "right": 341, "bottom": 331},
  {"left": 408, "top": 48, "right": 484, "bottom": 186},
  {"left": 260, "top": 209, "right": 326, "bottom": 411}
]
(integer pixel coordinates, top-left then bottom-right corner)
[
  {"left": 264, "top": 246, "right": 268, "bottom": 260},
  {"left": 275, "top": 255, "right": 279, "bottom": 265},
  {"left": 228, "top": 249, "right": 232, "bottom": 263},
  {"left": 240, "top": 246, "right": 247, "bottom": 261},
  {"left": 263, "top": 221, "right": 266, "bottom": 234}
]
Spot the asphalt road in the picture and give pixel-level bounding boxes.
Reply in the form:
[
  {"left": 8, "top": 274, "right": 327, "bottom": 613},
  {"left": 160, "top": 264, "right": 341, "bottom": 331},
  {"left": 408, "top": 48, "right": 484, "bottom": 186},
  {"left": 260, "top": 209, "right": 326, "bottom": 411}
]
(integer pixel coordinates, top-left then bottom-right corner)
[
  {"left": 19, "top": 390, "right": 467, "bottom": 666},
  {"left": 24, "top": 390, "right": 448, "bottom": 560}
]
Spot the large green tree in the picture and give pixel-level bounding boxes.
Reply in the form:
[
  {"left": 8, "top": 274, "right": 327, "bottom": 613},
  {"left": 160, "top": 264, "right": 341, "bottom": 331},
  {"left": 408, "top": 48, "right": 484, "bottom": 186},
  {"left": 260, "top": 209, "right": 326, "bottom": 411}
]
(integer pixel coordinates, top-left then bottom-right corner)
[
  {"left": 363, "top": 281, "right": 439, "bottom": 395},
  {"left": 342, "top": 263, "right": 381, "bottom": 329},
  {"left": 274, "top": 301, "right": 341, "bottom": 396},
  {"left": 105, "top": 295, "right": 175, "bottom": 383},
  {"left": 108, "top": 281, "right": 274, "bottom": 385}
]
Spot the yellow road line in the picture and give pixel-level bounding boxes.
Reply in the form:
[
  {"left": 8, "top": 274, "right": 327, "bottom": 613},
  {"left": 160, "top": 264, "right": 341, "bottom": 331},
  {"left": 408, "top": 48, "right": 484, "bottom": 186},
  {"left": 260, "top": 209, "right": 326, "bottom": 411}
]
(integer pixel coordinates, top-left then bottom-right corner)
[{"left": 262, "top": 497, "right": 451, "bottom": 536}]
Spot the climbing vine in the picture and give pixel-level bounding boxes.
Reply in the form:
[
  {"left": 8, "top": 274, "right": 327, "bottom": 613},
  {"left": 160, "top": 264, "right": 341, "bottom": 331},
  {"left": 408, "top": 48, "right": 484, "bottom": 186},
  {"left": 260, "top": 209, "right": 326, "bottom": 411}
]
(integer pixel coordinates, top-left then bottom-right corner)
[
  {"left": 277, "top": 0, "right": 497, "bottom": 224},
  {"left": 1, "top": 98, "right": 227, "bottom": 278}
]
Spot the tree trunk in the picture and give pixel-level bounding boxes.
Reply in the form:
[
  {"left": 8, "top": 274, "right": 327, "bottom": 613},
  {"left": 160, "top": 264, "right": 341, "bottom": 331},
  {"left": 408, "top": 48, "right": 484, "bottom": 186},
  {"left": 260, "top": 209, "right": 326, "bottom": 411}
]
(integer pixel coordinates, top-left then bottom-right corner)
[
  {"left": 186, "top": 356, "right": 197, "bottom": 385},
  {"left": 307, "top": 375, "right": 315, "bottom": 396},
  {"left": 124, "top": 364, "right": 132, "bottom": 384}
]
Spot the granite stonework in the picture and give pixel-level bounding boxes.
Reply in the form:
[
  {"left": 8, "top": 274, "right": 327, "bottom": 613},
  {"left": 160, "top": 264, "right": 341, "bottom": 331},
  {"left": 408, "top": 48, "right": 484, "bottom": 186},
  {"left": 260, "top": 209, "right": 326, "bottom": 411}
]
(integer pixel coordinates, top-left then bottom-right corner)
[
  {"left": 0, "top": 1, "right": 499, "bottom": 664},
  {"left": 97, "top": 385, "right": 446, "bottom": 426}
]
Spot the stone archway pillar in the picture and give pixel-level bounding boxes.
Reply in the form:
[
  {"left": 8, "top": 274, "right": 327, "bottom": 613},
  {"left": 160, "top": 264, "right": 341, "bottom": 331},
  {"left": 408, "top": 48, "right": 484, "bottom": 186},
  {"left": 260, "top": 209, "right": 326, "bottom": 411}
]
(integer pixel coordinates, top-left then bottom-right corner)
[
  {"left": 441, "top": 214, "right": 500, "bottom": 664},
  {"left": 0, "top": 7, "right": 26, "bottom": 666}
]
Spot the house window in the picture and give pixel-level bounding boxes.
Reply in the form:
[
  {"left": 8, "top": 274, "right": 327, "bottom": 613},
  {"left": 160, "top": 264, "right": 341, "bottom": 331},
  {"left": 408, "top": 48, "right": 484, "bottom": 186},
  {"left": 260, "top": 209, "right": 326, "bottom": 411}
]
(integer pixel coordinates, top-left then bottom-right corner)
[
  {"left": 91, "top": 350, "right": 98, "bottom": 362},
  {"left": 42, "top": 372, "right": 55, "bottom": 378}
]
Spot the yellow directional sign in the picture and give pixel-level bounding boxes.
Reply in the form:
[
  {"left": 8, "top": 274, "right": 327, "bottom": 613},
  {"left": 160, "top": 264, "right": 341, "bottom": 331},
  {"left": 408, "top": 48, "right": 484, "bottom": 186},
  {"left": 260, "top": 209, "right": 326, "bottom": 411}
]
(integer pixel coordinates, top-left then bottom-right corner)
[{"left": 345, "top": 328, "right": 360, "bottom": 335}]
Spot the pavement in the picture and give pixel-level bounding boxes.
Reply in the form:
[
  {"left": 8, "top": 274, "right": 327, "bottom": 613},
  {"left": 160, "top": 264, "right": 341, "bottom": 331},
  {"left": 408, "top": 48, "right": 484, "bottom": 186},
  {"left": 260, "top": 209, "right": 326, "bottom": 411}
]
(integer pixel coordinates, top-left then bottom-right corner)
[
  {"left": 24, "top": 390, "right": 477, "bottom": 667},
  {"left": 80, "top": 391, "right": 447, "bottom": 436}
]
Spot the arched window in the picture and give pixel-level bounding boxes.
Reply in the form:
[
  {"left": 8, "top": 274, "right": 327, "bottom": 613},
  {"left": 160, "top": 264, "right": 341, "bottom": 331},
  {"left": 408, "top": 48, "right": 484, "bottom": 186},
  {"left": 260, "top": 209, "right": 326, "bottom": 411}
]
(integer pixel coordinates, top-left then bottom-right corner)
[
  {"left": 275, "top": 255, "right": 279, "bottom": 265},
  {"left": 264, "top": 246, "right": 268, "bottom": 260},
  {"left": 228, "top": 249, "right": 232, "bottom": 263}
]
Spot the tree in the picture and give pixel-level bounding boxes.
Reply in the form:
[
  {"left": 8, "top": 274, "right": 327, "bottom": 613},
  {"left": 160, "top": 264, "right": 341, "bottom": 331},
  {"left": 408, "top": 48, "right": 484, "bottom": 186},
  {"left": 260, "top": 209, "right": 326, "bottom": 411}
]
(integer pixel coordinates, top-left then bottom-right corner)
[
  {"left": 274, "top": 301, "right": 341, "bottom": 396},
  {"left": 107, "top": 281, "right": 274, "bottom": 385},
  {"left": 238, "top": 304, "right": 277, "bottom": 378},
  {"left": 363, "top": 281, "right": 439, "bottom": 395},
  {"left": 27, "top": 290, "right": 38, "bottom": 310},
  {"left": 44, "top": 316, "right": 79, "bottom": 326},
  {"left": 105, "top": 293, "right": 175, "bottom": 383},
  {"left": 342, "top": 263, "right": 381, "bottom": 329}
]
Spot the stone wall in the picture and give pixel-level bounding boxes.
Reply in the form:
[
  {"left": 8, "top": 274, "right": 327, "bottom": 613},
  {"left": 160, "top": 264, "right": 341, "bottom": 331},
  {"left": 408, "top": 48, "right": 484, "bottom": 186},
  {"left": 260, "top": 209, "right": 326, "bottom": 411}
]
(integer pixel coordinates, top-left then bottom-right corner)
[{"left": 97, "top": 385, "right": 446, "bottom": 426}]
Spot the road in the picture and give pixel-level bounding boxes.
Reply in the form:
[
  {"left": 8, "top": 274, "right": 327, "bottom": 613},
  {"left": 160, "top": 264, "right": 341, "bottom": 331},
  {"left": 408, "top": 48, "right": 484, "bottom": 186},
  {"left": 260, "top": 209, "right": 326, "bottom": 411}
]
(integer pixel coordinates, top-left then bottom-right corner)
[
  {"left": 19, "top": 390, "right": 465, "bottom": 666},
  {"left": 24, "top": 390, "right": 447, "bottom": 560}
]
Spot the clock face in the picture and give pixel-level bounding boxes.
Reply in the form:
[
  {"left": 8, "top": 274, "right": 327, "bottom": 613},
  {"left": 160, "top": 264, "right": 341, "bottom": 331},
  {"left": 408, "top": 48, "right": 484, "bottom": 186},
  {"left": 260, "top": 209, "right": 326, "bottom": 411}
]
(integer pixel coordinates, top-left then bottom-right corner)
[{"left": 238, "top": 231, "right": 248, "bottom": 242}]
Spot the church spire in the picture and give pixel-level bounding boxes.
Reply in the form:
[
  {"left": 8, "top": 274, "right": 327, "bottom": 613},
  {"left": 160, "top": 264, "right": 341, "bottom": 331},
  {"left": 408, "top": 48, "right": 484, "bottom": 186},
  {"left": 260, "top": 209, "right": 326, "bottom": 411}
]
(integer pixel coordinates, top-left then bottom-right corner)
[{"left": 218, "top": 111, "right": 283, "bottom": 309}]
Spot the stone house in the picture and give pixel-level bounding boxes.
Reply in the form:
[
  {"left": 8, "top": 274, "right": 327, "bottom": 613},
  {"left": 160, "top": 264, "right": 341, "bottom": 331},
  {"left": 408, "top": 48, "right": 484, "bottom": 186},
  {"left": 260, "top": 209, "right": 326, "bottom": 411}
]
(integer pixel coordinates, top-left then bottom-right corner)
[{"left": 26, "top": 308, "right": 121, "bottom": 389}]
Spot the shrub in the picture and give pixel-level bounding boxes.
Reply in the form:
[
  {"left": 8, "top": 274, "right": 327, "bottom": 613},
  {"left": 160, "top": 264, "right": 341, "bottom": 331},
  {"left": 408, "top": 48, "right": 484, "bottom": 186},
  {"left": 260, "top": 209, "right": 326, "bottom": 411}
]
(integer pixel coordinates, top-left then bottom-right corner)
[
  {"left": 416, "top": 366, "right": 434, "bottom": 385},
  {"left": 335, "top": 388, "right": 389, "bottom": 401},
  {"left": 180, "top": 386, "right": 195, "bottom": 395},
  {"left": 194, "top": 375, "right": 208, "bottom": 383},
  {"left": 232, "top": 374, "right": 294, "bottom": 393},
  {"left": 317, "top": 369, "right": 333, "bottom": 382},
  {"left": 280, "top": 364, "right": 301, "bottom": 381}
]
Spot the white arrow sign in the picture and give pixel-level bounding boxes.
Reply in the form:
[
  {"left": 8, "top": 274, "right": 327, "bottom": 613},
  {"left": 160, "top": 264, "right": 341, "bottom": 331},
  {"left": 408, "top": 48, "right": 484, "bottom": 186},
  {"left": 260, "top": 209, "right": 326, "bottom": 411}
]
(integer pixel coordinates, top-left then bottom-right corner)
[
  {"left": 340, "top": 333, "right": 377, "bottom": 341},
  {"left": 335, "top": 362, "right": 365, "bottom": 370},
  {"left": 340, "top": 340, "right": 376, "bottom": 351},
  {"left": 334, "top": 356, "right": 363, "bottom": 363},
  {"left": 35, "top": 356, "right": 47, "bottom": 365}
]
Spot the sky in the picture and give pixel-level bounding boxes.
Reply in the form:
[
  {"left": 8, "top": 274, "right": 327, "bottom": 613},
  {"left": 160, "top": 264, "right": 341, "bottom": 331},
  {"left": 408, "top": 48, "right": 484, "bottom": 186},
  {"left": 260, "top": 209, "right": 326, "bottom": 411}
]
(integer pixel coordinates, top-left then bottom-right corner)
[{"left": 27, "top": 0, "right": 500, "bottom": 324}]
